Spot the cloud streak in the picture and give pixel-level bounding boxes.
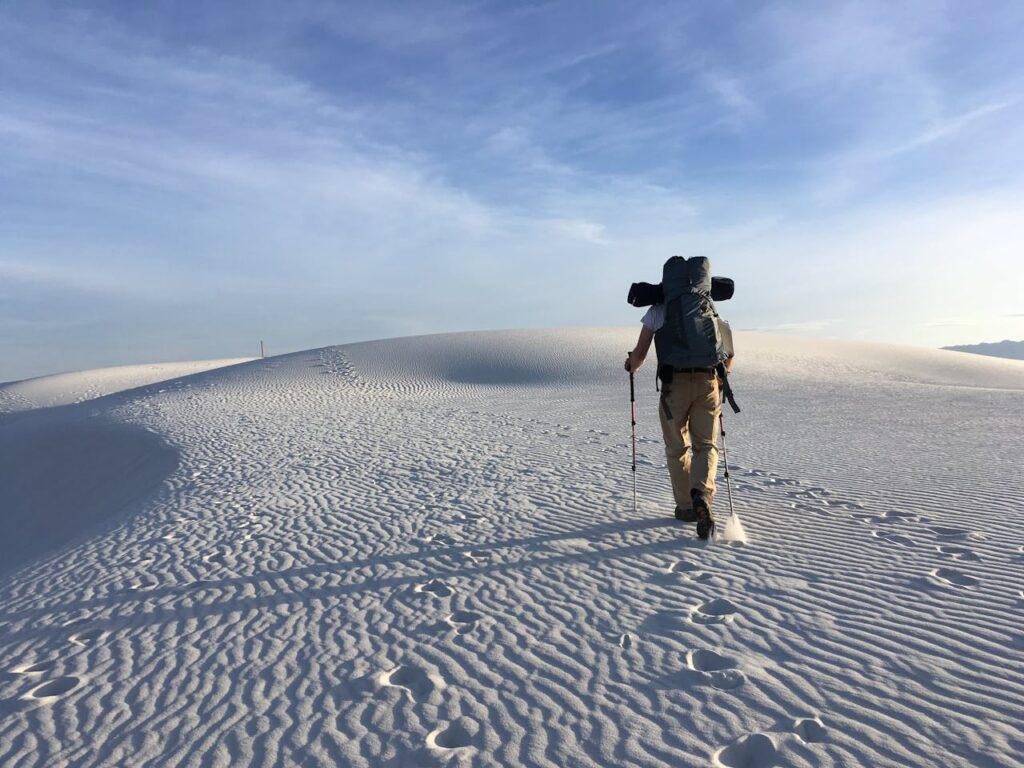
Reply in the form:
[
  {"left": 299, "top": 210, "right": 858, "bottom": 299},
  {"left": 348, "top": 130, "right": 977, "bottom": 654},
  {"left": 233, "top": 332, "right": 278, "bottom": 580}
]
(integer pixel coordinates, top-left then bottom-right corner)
[{"left": 1, "top": 1, "right": 1024, "bottom": 379}]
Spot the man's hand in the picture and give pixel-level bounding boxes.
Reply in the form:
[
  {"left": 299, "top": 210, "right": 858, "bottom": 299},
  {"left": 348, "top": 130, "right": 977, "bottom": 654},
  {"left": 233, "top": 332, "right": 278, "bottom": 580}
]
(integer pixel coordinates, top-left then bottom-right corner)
[{"left": 626, "top": 326, "right": 654, "bottom": 373}]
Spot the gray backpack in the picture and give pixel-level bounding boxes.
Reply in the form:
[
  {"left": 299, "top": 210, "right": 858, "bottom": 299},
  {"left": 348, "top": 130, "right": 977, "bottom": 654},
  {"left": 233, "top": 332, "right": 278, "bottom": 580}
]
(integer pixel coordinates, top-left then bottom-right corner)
[{"left": 654, "top": 256, "right": 732, "bottom": 369}]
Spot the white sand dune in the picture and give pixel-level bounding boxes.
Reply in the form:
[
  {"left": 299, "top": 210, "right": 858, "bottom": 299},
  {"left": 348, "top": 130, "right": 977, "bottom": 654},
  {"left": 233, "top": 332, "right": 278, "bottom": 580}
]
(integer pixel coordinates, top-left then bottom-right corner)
[
  {"left": 0, "top": 358, "right": 255, "bottom": 414},
  {"left": 1, "top": 330, "right": 1022, "bottom": 767}
]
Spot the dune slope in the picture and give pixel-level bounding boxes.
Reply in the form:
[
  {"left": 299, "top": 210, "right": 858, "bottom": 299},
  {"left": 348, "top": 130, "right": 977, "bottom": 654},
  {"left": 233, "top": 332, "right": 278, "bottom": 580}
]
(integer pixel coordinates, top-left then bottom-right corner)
[
  {"left": 0, "top": 358, "right": 255, "bottom": 414},
  {"left": 0, "top": 330, "right": 1022, "bottom": 768}
]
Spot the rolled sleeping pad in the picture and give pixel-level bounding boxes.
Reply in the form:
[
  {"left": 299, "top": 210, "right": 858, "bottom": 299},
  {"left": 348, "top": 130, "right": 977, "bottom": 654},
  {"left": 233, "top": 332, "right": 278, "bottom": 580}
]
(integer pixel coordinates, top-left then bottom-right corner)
[
  {"left": 627, "top": 277, "right": 734, "bottom": 306},
  {"left": 711, "top": 277, "right": 734, "bottom": 302},
  {"left": 627, "top": 282, "right": 663, "bottom": 307}
]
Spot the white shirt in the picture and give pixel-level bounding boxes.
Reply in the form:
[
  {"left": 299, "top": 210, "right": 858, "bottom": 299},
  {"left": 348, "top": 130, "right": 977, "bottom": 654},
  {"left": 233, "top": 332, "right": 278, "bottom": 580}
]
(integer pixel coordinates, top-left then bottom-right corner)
[{"left": 641, "top": 303, "right": 665, "bottom": 332}]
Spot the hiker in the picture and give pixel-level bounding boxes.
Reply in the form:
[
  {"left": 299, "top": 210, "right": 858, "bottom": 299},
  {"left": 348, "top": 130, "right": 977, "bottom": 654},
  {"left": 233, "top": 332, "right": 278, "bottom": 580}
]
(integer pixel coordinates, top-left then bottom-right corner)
[{"left": 624, "top": 256, "right": 735, "bottom": 539}]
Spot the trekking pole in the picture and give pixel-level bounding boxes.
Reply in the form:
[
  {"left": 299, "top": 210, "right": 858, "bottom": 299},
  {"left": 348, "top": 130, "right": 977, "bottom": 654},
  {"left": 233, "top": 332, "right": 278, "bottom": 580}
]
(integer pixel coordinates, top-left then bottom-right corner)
[
  {"left": 629, "top": 353, "right": 637, "bottom": 514},
  {"left": 718, "top": 412, "right": 736, "bottom": 518}
]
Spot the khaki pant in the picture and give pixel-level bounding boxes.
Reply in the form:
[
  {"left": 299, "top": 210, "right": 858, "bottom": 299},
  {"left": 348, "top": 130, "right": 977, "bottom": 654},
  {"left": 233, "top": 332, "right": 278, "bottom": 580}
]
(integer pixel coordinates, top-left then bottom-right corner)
[{"left": 658, "top": 371, "right": 720, "bottom": 510}]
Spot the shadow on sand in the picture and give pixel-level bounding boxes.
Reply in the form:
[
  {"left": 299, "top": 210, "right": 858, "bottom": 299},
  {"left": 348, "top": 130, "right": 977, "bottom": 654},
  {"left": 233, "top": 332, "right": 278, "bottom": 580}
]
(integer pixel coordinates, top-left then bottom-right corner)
[{"left": 0, "top": 410, "right": 179, "bottom": 578}]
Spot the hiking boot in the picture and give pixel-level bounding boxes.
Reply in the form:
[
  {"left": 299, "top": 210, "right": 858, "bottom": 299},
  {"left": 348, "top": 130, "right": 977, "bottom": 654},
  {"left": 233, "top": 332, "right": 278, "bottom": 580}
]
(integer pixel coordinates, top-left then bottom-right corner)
[
  {"left": 674, "top": 506, "right": 698, "bottom": 522},
  {"left": 691, "top": 489, "right": 716, "bottom": 540}
]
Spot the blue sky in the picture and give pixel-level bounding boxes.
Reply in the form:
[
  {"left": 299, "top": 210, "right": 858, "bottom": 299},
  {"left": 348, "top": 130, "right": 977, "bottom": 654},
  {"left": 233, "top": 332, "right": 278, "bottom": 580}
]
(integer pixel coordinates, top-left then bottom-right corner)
[{"left": 2, "top": 0, "right": 1023, "bottom": 380}]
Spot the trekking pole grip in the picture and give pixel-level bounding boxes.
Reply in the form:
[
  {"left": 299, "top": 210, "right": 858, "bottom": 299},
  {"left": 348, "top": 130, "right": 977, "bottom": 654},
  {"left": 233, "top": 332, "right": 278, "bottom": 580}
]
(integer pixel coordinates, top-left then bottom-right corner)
[{"left": 628, "top": 352, "right": 636, "bottom": 401}]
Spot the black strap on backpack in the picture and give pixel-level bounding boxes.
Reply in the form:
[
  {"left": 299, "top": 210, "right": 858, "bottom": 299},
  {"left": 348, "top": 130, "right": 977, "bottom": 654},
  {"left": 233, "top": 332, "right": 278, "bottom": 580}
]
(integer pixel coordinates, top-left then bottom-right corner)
[
  {"left": 716, "top": 363, "right": 741, "bottom": 414},
  {"left": 660, "top": 363, "right": 739, "bottom": 418},
  {"left": 658, "top": 364, "right": 673, "bottom": 420}
]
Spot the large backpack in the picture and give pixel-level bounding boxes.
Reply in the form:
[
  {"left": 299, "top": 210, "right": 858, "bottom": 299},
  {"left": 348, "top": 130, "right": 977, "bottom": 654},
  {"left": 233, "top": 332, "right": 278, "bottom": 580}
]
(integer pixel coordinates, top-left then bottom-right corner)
[{"left": 654, "top": 256, "right": 731, "bottom": 370}]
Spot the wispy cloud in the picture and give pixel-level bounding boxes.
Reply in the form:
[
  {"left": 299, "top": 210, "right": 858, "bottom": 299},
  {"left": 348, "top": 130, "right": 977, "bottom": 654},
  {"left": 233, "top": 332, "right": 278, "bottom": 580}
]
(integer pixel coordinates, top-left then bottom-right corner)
[
  {"left": 545, "top": 218, "right": 611, "bottom": 246},
  {"left": 700, "top": 70, "right": 761, "bottom": 126},
  {"left": 815, "top": 99, "right": 1018, "bottom": 194},
  {"left": 887, "top": 100, "right": 1017, "bottom": 157},
  {"left": 2, "top": 1, "right": 1024, "bottom": 379}
]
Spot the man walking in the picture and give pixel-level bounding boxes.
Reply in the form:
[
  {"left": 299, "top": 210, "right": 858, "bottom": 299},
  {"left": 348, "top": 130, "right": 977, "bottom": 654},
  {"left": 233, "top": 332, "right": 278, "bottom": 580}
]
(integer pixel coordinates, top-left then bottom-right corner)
[{"left": 624, "top": 256, "right": 733, "bottom": 540}]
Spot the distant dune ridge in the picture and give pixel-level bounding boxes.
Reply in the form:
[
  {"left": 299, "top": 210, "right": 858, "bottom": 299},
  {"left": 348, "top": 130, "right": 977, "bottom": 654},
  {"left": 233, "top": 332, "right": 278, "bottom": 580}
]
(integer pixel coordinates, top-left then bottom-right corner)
[
  {"left": 0, "top": 329, "right": 1022, "bottom": 767},
  {"left": 0, "top": 358, "right": 255, "bottom": 414},
  {"left": 942, "top": 339, "right": 1024, "bottom": 360}
]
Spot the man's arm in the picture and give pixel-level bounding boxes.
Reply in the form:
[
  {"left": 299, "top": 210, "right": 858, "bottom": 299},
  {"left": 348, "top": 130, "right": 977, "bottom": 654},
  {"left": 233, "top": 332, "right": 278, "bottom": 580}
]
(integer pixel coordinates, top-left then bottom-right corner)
[{"left": 625, "top": 325, "right": 655, "bottom": 372}]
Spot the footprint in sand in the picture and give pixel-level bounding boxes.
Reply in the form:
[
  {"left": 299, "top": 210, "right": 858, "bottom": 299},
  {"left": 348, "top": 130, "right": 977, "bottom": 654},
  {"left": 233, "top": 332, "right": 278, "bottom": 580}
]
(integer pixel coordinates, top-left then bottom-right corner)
[
  {"left": 69, "top": 628, "right": 104, "bottom": 647},
  {"left": 713, "top": 733, "right": 778, "bottom": 768},
  {"left": 424, "top": 533, "right": 457, "bottom": 547},
  {"left": 426, "top": 718, "right": 478, "bottom": 751},
  {"left": 930, "top": 568, "right": 980, "bottom": 589},
  {"left": 377, "top": 664, "right": 446, "bottom": 702},
  {"left": 687, "top": 650, "right": 745, "bottom": 690},
  {"left": 202, "top": 547, "right": 237, "bottom": 566},
  {"left": 237, "top": 519, "right": 265, "bottom": 541},
  {"left": 835, "top": 500, "right": 865, "bottom": 511},
  {"left": 463, "top": 550, "right": 487, "bottom": 565},
  {"left": 936, "top": 545, "right": 981, "bottom": 562},
  {"left": 792, "top": 715, "right": 827, "bottom": 744},
  {"left": 127, "top": 575, "right": 160, "bottom": 592},
  {"left": 23, "top": 676, "right": 82, "bottom": 703},
  {"left": 667, "top": 560, "right": 713, "bottom": 582},
  {"left": 872, "top": 530, "right": 915, "bottom": 547},
  {"left": 929, "top": 526, "right": 983, "bottom": 542},
  {"left": 11, "top": 660, "right": 56, "bottom": 676},
  {"left": 786, "top": 487, "right": 830, "bottom": 502},
  {"left": 858, "top": 510, "right": 922, "bottom": 527},
  {"left": 690, "top": 598, "right": 741, "bottom": 625},
  {"left": 790, "top": 501, "right": 821, "bottom": 515},
  {"left": 446, "top": 610, "right": 483, "bottom": 635},
  {"left": 881, "top": 509, "right": 922, "bottom": 524},
  {"left": 414, "top": 579, "right": 455, "bottom": 598}
]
